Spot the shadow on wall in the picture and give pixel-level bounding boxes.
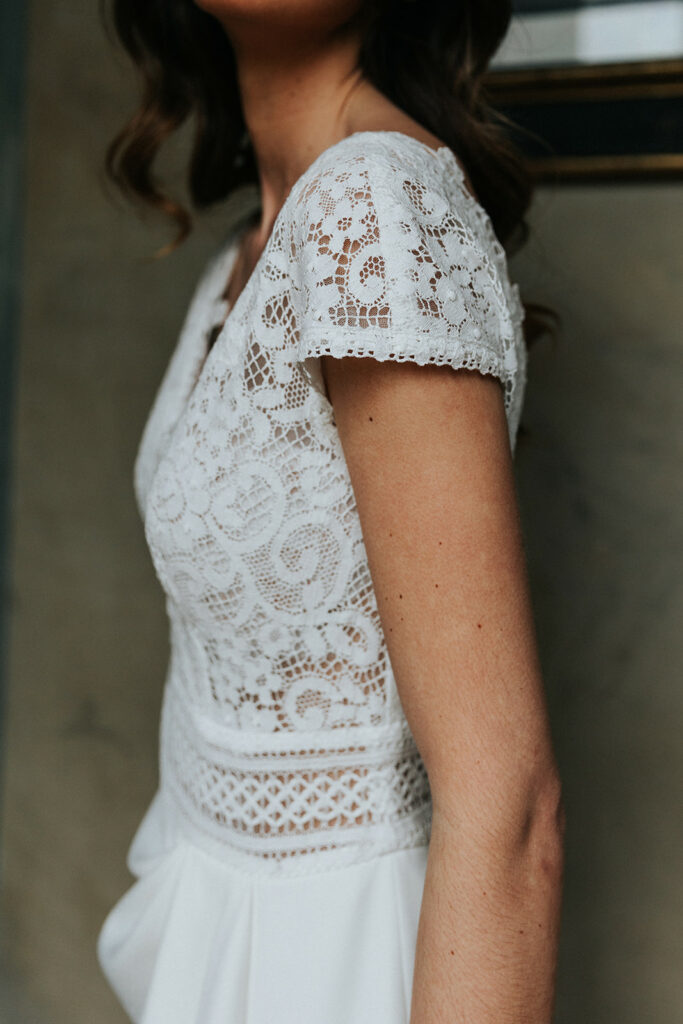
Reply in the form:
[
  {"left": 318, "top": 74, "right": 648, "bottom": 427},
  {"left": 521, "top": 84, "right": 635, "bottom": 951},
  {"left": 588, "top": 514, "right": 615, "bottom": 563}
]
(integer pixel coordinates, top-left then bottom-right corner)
[
  {"left": 0, "top": 922, "right": 52, "bottom": 1024},
  {"left": 510, "top": 177, "right": 683, "bottom": 1023}
]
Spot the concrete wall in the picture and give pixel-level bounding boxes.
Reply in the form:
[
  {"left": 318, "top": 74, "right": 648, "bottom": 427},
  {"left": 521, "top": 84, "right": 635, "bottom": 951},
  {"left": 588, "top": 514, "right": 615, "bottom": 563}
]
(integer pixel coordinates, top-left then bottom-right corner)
[
  {"left": 1, "top": 1, "right": 681, "bottom": 1022},
  {"left": 0, "top": 3, "right": 237, "bottom": 1021},
  {"left": 510, "top": 182, "right": 683, "bottom": 1021}
]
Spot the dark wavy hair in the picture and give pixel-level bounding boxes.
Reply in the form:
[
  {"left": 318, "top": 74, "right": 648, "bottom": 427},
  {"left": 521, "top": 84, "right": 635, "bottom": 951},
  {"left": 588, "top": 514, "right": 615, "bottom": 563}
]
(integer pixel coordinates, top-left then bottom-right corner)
[{"left": 102, "top": 0, "right": 559, "bottom": 350}]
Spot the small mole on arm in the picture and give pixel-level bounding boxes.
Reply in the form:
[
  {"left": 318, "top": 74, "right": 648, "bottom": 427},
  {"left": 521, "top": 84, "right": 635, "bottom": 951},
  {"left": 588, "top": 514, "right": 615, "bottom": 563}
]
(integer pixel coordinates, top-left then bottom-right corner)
[
  {"left": 477, "top": 623, "right": 482, "bottom": 628},
  {"left": 449, "top": 950, "right": 454, "bottom": 956},
  {"left": 399, "top": 593, "right": 403, "bottom": 599},
  {"left": 368, "top": 416, "right": 374, "bottom": 421}
]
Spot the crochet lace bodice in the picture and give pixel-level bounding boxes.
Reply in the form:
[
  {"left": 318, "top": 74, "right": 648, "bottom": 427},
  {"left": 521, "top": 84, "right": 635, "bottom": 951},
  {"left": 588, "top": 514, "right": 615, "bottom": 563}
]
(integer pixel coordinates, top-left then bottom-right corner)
[{"left": 133, "top": 130, "right": 527, "bottom": 877}]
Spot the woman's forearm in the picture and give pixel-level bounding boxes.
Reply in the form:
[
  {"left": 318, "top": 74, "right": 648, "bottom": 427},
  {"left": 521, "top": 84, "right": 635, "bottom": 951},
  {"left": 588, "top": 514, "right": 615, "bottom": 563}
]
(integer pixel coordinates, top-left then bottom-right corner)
[
  {"left": 320, "top": 355, "right": 566, "bottom": 1021},
  {"left": 410, "top": 790, "right": 565, "bottom": 1024}
]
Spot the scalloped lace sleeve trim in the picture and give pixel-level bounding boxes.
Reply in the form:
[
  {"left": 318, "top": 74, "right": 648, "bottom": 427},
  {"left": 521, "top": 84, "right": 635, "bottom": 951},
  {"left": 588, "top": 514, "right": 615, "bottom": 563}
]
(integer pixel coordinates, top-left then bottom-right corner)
[{"left": 289, "top": 144, "right": 526, "bottom": 449}]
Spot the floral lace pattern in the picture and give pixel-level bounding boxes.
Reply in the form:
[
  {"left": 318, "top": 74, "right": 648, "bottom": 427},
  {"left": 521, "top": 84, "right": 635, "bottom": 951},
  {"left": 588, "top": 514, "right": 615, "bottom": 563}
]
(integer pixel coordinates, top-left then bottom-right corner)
[{"left": 134, "top": 131, "right": 527, "bottom": 875}]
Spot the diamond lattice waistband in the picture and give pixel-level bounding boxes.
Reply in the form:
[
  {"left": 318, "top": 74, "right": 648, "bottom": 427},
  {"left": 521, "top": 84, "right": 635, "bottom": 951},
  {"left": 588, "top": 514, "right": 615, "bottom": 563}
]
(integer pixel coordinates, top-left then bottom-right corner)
[{"left": 159, "top": 679, "right": 432, "bottom": 876}]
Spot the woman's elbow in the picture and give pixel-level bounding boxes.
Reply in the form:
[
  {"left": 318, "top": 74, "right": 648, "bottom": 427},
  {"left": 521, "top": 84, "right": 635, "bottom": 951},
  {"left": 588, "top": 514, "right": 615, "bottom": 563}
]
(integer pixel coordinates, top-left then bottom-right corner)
[
  {"left": 431, "top": 761, "right": 566, "bottom": 873},
  {"left": 523, "top": 770, "right": 566, "bottom": 882}
]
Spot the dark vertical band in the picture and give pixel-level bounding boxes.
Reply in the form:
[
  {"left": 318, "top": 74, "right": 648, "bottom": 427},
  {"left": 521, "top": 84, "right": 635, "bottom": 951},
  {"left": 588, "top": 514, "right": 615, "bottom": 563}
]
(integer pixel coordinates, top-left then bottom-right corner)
[{"left": 0, "top": 0, "right": 28, "bottom": 861}]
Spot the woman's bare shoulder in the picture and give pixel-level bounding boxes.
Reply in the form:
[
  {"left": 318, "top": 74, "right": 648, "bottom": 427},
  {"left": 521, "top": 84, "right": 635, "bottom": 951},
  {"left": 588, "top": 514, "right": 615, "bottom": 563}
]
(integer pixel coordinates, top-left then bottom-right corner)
[{"left": 346, "top": 91, "right": 474, "bottom": 193}]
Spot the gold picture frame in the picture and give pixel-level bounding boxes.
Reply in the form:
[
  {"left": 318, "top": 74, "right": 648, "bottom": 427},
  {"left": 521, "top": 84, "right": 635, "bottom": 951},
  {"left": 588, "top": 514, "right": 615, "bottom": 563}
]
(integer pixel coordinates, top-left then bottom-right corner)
[{"left": 483, "top": 56, "right": 683, "bottom": 182}]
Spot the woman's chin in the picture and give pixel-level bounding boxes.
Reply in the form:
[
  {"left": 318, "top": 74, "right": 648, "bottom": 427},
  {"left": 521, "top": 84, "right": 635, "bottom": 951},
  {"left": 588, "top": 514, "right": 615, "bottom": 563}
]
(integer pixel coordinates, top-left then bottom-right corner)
[{"left": 192, "top": 0, "right": 362, "bottom": 32}]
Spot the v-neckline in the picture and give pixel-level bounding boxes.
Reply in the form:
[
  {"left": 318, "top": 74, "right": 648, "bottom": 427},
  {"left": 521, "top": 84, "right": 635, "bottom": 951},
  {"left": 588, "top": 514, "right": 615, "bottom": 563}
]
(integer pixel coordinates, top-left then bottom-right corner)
[{"left": 142, "top": 130, "right": 490, "bottom": 522}]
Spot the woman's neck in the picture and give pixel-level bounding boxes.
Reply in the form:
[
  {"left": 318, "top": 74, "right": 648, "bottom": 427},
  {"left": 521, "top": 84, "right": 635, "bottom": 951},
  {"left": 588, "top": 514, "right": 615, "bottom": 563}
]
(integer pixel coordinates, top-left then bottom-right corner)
[{"left": 210, "top": 11, "right": 373, "bottom": 244}]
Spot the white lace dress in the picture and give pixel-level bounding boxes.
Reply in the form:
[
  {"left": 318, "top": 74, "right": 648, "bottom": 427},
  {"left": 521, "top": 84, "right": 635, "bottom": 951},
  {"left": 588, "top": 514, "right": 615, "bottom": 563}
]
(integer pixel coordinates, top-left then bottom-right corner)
[{"left": 96, "top": 129, "right": 527, "bottom": 1024}]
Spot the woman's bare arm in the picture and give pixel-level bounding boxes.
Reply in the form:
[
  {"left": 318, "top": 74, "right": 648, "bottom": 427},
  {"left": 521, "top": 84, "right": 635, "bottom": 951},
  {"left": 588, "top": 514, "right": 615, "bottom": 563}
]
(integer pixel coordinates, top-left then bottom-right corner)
[{"left": 321, "top": 354, "right": 565, "bottom": 1024}]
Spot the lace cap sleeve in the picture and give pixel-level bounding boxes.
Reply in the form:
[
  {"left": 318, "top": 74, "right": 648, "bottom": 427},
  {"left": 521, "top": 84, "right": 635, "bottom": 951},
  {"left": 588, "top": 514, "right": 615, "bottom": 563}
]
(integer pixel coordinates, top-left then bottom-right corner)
[{"left": 289, "top": 142, "right": 526, "bottom": 435}]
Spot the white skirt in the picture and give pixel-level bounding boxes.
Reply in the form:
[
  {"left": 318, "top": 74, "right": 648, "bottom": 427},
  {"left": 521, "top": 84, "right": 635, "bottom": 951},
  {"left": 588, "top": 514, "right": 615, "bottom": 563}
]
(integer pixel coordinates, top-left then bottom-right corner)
[{"left": 97, "top": 790, "right": 430, "bottom": 1024}]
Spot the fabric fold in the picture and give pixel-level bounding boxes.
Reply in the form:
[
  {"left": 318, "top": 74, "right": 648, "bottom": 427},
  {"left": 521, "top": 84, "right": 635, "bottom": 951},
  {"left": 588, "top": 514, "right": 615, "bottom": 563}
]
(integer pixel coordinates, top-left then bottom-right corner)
[{"left": 97, "top": 793, "right": 429, "bottom": 1024}]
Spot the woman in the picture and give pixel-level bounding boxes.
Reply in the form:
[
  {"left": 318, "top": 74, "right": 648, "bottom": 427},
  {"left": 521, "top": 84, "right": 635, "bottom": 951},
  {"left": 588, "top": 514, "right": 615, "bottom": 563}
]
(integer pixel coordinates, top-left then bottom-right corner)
[{"left": 97, "top": 1, "right": 565, "bottom": 1022}]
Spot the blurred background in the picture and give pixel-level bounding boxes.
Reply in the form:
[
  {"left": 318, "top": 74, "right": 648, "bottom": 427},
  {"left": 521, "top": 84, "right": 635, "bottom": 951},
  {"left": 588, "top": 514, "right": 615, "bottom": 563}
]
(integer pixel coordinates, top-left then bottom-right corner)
[{"left": 1, "top": 1, "right": 681, "bottom": 1021}]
